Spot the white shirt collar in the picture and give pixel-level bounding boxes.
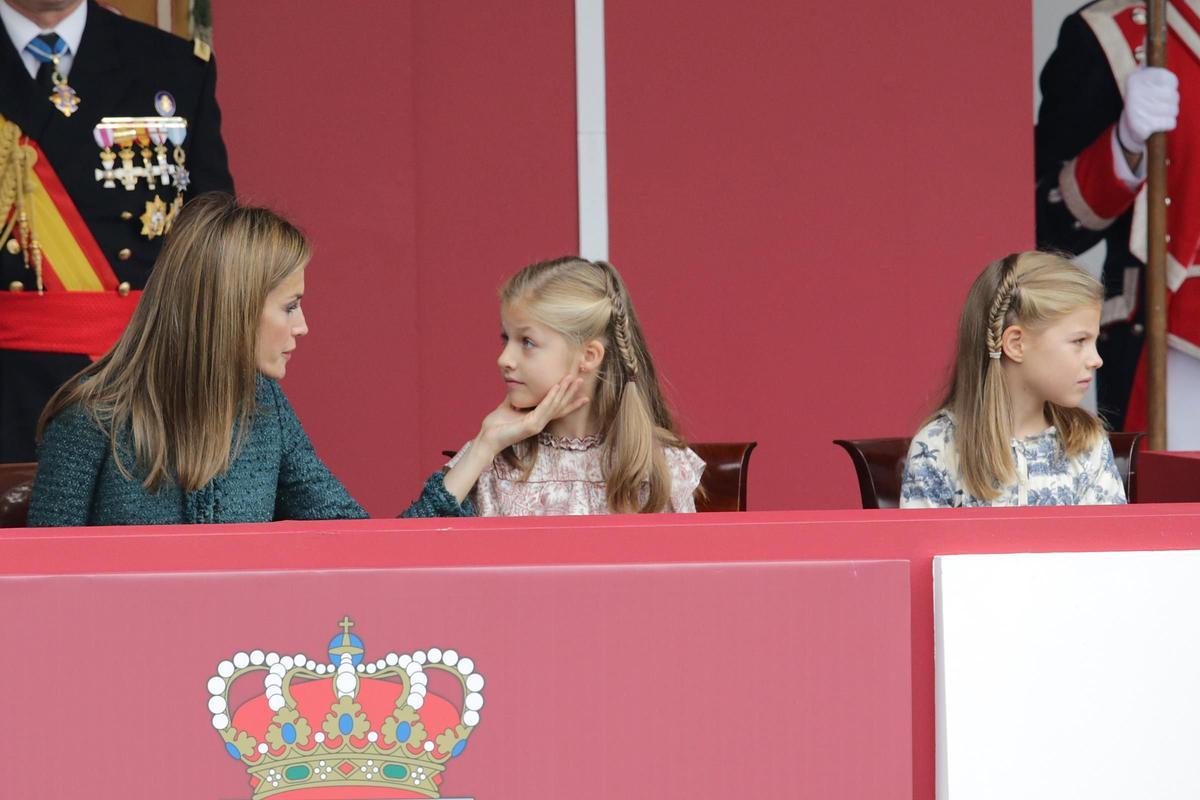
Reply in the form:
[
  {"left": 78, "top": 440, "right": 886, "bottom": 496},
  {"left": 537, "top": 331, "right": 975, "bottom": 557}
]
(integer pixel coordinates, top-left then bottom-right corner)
[
  {"left": 1, "top": 0, "right": 87, "bottom": 61},
  {"left": 54, "top": 1, "right": 87, "bottom": 56}
]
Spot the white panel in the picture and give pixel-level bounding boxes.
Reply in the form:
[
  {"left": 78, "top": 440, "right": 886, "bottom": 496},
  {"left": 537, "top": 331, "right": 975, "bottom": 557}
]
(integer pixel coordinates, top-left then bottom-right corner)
[
  {"left": 1167, "top": 348, "right": 1200, "bottom": 448},
  {"left": 575, "top": 0, "right": 608, "bottom": 261},
  {"left": 936, "top": 550, "right": 1200, "bottom": 800}
]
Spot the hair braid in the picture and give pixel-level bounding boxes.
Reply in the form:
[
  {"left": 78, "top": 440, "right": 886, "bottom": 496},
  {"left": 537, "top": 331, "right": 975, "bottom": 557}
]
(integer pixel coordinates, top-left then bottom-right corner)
[
  {"left": 985, "top": 256, "right": 1020, "bottom": 359},
  {"left": 598, "top": 261, "right": 640, "bottom": 380}
]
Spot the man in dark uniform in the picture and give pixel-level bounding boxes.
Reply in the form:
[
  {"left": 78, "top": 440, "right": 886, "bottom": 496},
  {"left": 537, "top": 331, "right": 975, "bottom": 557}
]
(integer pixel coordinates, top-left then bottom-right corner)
[
  {"left": 1035, "top": 0, "right": 1190, "bottom": 435},
  {"left": 0, "top": 0, "right": 234, "bottom": 461}
]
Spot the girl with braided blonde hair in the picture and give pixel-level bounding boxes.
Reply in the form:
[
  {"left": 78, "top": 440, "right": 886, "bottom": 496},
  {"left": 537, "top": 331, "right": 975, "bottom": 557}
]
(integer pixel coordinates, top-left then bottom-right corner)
[
  {"left": 900, "top": 251, "right": 1126, "bottom": 507},
  {"left": 403, "top": 256, "right": 704, "bottom": 517}
]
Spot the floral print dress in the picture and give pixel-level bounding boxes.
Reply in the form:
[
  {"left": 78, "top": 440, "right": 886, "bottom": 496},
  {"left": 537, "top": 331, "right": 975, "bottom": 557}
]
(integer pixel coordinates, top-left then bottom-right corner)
[
  {"left": 900, "top": 411, "right": 1127, "bottom": 508},
  {"left": 448, "top": 432, "right": 706, "bottom": 516}
]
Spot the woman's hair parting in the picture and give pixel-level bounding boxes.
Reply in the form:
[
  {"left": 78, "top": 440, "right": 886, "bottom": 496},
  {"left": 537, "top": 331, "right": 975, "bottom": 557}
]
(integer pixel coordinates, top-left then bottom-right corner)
[
  {"left": 499, "top": 256, "right": 685, "bottom": 513},
  {"left": 937, "top": 250, "right": 1105, "bottom": 499},
  {"left": 38, "top": 192, "right": 311, "bottom": 492}
]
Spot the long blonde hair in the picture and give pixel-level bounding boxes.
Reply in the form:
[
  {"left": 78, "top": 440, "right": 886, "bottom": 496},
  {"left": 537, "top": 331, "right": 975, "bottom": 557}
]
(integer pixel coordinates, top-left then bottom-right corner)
[
  {"left": 38, "top": 193, "right": 311, "bottom": 492},
  {"left": 935, "top": 250, "right": 1105, "bottom": 499},
  {"left": 499, "top": 257, "right": 686, "bottom": 513}
]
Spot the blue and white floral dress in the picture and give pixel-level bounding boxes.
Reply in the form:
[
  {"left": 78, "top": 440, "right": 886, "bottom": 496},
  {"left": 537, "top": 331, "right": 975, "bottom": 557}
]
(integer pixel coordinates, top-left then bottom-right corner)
[{"left": 900, "top": 411, "right": 1127, "bottom": 508}]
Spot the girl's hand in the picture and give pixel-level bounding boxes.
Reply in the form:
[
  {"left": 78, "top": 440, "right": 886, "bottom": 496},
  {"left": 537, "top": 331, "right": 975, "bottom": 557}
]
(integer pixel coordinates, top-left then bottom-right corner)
[
  {"left": 476, "top": 374, "right": 589, "bottom": 455},
  {"left": 441, "top": 374, "right": 589, "bottom": 505}
]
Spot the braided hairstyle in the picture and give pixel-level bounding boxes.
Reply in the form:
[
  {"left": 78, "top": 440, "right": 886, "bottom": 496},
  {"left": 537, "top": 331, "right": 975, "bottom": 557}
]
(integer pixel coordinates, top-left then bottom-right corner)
[
  {"left": 932, "top": 251, "right": 1105, "bottom": 499},
  {"left": 498, "top": 256, "right": 686, "bottom": 513},
  {"left": 984, "top": 260, "right": 1021, "bottom": 361}
]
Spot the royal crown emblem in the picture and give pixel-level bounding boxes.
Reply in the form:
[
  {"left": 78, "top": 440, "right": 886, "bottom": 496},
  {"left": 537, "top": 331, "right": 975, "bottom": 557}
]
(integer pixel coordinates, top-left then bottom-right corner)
[{"left": 206, "top": 617, "right": 484, "bottom": 798}]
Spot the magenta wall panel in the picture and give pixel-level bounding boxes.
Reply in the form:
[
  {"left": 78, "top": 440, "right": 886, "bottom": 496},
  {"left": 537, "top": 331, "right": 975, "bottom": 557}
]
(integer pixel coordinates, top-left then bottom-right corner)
[
  {"left": 0, "top": 559, "right": 912, "bottom": 799},
  {"left": 211, "top": 0, "right": 578, "bottom": 517},
  {"left": 603, "top": 0, "right": 1033, "bottom": 511},
  {"left": 210, "top": 0, "right": 1034, "bottom": 513}
]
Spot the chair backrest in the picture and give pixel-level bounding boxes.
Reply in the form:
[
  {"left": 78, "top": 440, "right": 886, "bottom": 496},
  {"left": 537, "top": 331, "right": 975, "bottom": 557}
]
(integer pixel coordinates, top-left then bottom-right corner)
[
  {"left": 0, "top": 462, "right": 36, "bottom": 528},
  {"left": 691, "top": 442, "right": 758, "bottom": 512},
  {"left": 1107, "top": 431, "right": 1146, "bottom": 502},
  {"left": 439, "top": 441, "right": 758, "bottom": 512},
  {"left": 832, "top": 438, "right": 909, "bottom": 509},
  {"left": 834, "top": 431, "right": 1144, "bottom": 509}
]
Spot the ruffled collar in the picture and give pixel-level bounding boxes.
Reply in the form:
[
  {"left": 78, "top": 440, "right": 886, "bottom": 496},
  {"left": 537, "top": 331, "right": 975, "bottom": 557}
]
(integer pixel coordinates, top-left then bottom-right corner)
[{"left": 538, "top": 431, "right": 604, "bottom": 451}]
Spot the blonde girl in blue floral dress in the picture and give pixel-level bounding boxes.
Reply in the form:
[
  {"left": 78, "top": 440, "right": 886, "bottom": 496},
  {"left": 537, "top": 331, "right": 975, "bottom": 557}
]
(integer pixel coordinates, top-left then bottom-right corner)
[{"left": 901, "top": 251, "right": 1126, "bottom": 508}]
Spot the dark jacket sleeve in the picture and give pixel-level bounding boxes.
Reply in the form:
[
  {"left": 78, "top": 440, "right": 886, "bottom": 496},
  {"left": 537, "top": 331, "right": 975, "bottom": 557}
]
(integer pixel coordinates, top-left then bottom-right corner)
[
  {"left": 185, "top": 52, "right": 235, "bottom": 197},
  {"left": 27, "top": 405, "right": 108, "bottom": 527},
  {"left": 1034, "top": 11, "right": 1128, "bottom": 254},
  {"left": 399, "top": 471, "right": 477, "bottom": 518},
  {"left": 269, "top": 382, "right": 368, "bottom": 521}
]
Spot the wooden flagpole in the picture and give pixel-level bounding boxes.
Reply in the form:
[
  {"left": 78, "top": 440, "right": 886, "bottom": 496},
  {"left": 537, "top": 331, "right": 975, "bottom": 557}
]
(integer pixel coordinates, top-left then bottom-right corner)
[{"left": 1146, "top": 0, "right": 1169, "bottom": 450}]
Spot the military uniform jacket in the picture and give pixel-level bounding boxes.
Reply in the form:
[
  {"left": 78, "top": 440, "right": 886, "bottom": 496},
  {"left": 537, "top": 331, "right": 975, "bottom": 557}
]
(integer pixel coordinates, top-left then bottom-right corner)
[
  {"left": 1037, "top": 0, "right": 1200, "bottom": 348},
  {"left": 1036, "top": 0, "right": 1138, "bottom": 328},
  {"left": 0, "top": 0, "right": 234, "bottom": 461},
  {"left": 0, "top": 0, "right": 233, "bottom": 292},
  {"left": 1035, "top": 0, "right": 1200, "bottom": 430}
]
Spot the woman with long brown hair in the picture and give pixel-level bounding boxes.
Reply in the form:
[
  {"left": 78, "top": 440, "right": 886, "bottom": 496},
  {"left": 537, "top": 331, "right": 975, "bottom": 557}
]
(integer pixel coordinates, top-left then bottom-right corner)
[{"left": 28, "top": 193, "right": 368, "bottom": 525}]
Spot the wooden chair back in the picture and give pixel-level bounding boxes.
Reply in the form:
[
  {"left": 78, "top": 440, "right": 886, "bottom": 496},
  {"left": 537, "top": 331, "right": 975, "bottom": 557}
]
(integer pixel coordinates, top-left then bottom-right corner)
[{"left": 833, "top": 432, "right": 1144, "bottom": 508}]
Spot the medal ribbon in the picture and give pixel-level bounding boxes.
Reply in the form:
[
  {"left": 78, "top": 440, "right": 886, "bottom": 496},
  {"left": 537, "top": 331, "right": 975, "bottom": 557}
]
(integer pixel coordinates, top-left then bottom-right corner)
[{"left": 24, "top": 33, "right": 79, "bottom": 116}]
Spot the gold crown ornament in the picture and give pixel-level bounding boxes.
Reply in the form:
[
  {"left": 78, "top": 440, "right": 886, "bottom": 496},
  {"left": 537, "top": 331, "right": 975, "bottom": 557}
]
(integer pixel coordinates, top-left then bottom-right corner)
[{"left": 207, "top": 617, "right": 484, "bottom": 799}]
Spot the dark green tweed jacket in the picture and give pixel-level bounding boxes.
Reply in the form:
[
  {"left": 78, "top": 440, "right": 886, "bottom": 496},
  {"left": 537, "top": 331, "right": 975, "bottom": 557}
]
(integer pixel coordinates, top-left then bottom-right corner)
[{"left": 28, "top": 377, "right": 370, "bottom": 526}]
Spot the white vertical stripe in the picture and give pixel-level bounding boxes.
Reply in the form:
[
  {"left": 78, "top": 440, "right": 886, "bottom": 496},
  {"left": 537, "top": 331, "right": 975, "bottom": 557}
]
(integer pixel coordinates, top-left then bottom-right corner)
[
  {"left": 156, "top": 0, "right": 173, "bottom": 32},
  {"left": 575, "top": 0, "right": 609, "bottom": 260}
]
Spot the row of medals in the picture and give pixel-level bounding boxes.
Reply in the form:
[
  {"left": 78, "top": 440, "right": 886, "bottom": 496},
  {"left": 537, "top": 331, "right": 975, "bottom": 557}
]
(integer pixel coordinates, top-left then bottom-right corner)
[{"left": 51, "top": 60, "right": 190, "bottom": 242}]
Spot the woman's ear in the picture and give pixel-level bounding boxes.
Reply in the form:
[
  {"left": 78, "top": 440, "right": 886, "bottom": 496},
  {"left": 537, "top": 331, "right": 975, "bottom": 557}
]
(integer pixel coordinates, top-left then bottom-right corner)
[
  {"left": 580, "top": 339, "right": 606, "bottom": 373},
  {"left": 1001, "top": 325, "right": 1026, "bottom": 363}
]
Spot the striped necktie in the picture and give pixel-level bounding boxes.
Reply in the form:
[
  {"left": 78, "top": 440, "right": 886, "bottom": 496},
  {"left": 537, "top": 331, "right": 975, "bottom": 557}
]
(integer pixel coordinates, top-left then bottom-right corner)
[{"left": 25, "top": 32, "right": 68, "bottom": 92}]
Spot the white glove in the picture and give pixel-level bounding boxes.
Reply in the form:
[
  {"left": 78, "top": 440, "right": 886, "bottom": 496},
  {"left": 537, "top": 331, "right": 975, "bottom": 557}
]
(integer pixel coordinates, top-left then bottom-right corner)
[{"left": 1118, "top": 66, "right": 1180, "bottom": 153}]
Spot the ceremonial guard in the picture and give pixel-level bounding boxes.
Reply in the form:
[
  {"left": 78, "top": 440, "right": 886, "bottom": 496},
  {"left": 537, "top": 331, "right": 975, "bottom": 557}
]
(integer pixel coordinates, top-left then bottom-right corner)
[
  {"left": 0, "top": 0, "right": 234, "bottom": 460},
  {"left": 1036, "top": 0, "right": 1200, "bottom": 444}
]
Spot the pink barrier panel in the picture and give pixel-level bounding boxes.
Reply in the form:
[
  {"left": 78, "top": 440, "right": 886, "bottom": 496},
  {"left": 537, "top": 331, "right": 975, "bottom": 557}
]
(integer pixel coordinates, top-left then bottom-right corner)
[
  {"left": 0, "top": 555, "right": 911, "bottom": 800},
  {"left": 6, "top": 504, "right": 1200, "bottom": 799}
]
